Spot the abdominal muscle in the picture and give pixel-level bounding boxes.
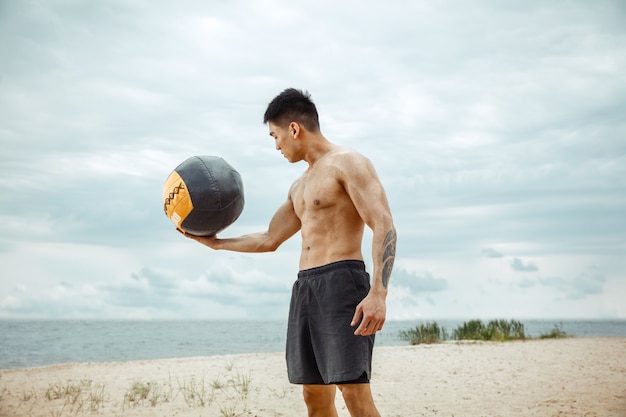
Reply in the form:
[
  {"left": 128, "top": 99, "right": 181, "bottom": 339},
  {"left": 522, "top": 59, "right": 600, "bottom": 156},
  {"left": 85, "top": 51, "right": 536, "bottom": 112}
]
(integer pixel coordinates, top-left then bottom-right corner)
[{"left": 297, "top": 213, "right": 365, "bottom": 271}]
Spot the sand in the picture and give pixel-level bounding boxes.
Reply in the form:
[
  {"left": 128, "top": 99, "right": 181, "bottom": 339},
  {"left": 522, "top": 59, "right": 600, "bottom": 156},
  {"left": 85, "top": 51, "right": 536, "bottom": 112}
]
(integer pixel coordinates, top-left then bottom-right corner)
[{"left": 1, "top": 337, "right": 624, "bottom": 417}]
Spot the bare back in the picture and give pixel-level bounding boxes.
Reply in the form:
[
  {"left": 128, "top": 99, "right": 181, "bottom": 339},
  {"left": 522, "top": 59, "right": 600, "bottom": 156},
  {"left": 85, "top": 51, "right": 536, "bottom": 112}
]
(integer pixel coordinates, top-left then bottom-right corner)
[{"left": 290, "top": 147, "right": 373, "bottom": 270}]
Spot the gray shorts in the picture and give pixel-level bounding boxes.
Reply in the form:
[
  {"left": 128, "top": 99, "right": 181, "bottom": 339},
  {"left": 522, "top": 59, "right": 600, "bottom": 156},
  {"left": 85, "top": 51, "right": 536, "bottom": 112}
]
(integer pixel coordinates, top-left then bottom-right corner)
[{"left": 286, "top": 260, "right": 375, "bottom": 385}]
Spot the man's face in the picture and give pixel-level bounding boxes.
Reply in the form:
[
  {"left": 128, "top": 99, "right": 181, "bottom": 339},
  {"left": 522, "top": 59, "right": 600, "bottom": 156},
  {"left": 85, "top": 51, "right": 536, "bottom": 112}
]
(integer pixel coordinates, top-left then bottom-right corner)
[{"left": 268, "top": 121, "right": 298, "bottom": 163}]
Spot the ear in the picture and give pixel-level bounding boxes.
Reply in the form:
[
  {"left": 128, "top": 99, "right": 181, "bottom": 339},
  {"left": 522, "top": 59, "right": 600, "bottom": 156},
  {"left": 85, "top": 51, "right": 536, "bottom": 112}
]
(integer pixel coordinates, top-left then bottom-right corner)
[{"left": 289, "top": 122, "right": 300, "bottom": 138}]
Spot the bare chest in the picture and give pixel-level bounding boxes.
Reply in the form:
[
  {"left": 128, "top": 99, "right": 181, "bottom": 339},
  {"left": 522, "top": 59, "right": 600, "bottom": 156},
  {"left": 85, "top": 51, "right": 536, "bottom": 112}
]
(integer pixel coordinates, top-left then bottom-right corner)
[{"left": 292, "top": 169, "right": 346, "bottom": 217}]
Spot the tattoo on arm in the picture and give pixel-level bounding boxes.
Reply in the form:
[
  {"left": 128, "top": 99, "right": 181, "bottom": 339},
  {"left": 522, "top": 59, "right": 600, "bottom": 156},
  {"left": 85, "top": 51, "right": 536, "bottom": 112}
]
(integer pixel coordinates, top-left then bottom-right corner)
[{"left": 381, "top": 229, "right": 396, "bottom": 289}]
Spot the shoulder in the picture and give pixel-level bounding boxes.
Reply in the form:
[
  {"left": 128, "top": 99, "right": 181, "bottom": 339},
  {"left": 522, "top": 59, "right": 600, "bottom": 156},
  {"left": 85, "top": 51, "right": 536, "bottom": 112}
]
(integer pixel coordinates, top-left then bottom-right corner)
[
  {"left": 327, "top": 147, "right": 371, "bottom": 169},
  {"left": 326, "top": 147, "right": 377, "bottom": 180}
]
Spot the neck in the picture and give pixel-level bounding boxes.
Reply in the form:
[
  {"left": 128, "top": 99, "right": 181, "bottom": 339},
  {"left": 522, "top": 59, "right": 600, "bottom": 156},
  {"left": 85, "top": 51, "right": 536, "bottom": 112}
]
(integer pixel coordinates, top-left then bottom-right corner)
[{"left": 303, "top": 134, "right": 334, "bottom": 167}]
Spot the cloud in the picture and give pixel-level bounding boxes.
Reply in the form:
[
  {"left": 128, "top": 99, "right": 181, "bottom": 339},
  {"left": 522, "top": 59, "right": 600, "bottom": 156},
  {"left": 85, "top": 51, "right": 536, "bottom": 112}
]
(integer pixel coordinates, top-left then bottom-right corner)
[
  {"left": 510, "top": 258, "right": 539, "bottom": 272},
  {"left": 0, "top": 0, "right": 624, "bottom": 320},
  {"left": 0, "top": 258, "right": 292, "bottom": 319},
  {"left": 539, "top": 266, "right": 607, "bottom": 300},
  {"left": 392, "top": 268, "right": 448, "bottom": 293},
  {"left": 481, "top": 248, "right": 504, "bottom": 258},
  {"left": 517, "top": 278, "right": 537, "bottom": 289}
]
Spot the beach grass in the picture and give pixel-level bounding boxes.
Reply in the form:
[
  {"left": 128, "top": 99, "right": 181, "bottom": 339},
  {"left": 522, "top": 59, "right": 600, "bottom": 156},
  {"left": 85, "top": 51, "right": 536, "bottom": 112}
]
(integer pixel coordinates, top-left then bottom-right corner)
[
  {"left": 452, "top": 319, "right": 526, "bottom": 341},
  {"left": 398, "top": 319, "right": 572, "bottom": 344},
  {"left": 398, "top": 321, "right": 448, "bottom": 344},
  {"left": 43, "top": 379, "right": 105, "bottom": 413},
  {"left": 7, "top": 360, "right": 256, "bottom": 416},
  {"left": 539, "top": 322, "right": 569, "bottom": 339}
]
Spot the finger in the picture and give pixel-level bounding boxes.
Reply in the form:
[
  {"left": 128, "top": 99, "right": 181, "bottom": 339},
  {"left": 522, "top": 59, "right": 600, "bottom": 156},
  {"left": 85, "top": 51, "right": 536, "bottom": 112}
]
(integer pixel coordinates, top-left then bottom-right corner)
[
  {"left": 377, "top": 318, "right": 386, "bottom": 331},
  {"left": 350, "top": 305, "right": 363, "bottom": 327},
  {"left": 354, "top": 319, "right": 371, "bottom": 336},
  {"left": 359, "top": 320, "right": 383, "bottom": 336}
]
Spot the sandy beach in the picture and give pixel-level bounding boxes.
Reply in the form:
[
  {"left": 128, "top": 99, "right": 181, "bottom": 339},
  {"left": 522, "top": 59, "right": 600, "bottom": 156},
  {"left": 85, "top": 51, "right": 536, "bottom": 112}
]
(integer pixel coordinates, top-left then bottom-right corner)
[{"left": 1, "top": 337, "right": 624, "bottom": 417}]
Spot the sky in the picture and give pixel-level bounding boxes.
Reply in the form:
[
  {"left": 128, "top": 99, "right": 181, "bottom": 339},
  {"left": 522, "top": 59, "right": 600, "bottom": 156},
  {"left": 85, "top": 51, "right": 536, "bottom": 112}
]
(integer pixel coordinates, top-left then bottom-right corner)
[{"left": 1, "top": 0, "right": 625, "bottom": 321}]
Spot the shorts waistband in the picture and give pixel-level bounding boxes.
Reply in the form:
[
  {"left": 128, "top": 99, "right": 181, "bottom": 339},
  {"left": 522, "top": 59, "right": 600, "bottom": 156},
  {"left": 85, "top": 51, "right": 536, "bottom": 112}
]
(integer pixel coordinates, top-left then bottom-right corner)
[{"left": 298, "top": 260, "right": 365, "bottom": 278}]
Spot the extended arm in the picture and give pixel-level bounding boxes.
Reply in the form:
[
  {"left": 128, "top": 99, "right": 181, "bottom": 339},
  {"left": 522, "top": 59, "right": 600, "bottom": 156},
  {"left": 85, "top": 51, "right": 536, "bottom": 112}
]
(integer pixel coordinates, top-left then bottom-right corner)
[{"left": 180, "top": 192, "right": 301, "bottom": 253}]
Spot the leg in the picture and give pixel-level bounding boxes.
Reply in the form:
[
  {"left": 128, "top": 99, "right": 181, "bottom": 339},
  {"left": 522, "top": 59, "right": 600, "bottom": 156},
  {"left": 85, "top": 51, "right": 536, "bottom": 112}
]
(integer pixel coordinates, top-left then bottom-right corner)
[
  {"left": 337, "top": 383, "right": 381, "bottom": 417},
  {"left": 302, "top": 384, "right": 339, "bottom": 417}
]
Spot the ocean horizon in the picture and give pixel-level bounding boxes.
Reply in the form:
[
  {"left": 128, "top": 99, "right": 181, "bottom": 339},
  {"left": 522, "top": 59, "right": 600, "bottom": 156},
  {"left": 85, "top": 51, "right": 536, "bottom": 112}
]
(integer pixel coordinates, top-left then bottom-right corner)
[{"left": 1, "top": 319, "right": 625, "bottom": 370}]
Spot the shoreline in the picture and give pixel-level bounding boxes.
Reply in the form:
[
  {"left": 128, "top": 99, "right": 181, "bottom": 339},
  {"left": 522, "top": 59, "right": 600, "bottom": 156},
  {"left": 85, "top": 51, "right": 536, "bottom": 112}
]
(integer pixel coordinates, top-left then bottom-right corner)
[
  {"left": 3, "top": 319, "right": 625, "bottom": 370},
  {"left": 2, "top": 334, "right": 625, "bottom": 372},
  {"left": 1, "top": 337, "right": 625, "bottom": 416}
]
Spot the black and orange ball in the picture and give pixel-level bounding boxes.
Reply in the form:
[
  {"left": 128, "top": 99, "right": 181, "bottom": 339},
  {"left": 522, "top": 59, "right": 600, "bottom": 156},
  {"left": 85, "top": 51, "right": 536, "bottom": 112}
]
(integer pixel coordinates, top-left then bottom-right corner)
[{"left": 163, "top": 155, "right": 244, "bottom": 236}]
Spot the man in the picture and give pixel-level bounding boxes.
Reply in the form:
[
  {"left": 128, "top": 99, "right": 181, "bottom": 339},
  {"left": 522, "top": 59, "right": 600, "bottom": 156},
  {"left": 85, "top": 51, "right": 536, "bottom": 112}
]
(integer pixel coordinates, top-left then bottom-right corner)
[{"left": 181, "top": 88, "right": 396, "bottom": 417}]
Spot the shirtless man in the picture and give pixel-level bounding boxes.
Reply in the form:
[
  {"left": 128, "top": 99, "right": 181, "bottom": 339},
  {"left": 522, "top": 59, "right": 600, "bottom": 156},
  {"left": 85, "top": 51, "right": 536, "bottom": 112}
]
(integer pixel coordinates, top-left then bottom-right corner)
[{"left": 181, "top": 88, "right": 396, "bottom": 417}]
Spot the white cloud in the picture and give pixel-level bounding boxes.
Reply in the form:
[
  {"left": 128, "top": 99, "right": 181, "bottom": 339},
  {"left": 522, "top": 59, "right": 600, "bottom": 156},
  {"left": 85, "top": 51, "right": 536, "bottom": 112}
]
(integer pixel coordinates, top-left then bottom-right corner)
[
  {"left": 539, "top": 265, "right": 608, "bottom": 300},
  {"left": 481, "top": 248, "right": 504, "bottom": 258},
  {"left": 0, "top": 0, "right": 624, "bottom": 320},
  {"left": 510, "top": 258, "right": 539, "bottom": 272}
]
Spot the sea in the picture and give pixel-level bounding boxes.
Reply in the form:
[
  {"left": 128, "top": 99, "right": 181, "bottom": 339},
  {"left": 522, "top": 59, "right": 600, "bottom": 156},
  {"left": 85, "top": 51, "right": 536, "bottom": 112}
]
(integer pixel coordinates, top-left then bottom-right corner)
[{"left": 1, "top": 319, "right": 625, "bottom": 370}]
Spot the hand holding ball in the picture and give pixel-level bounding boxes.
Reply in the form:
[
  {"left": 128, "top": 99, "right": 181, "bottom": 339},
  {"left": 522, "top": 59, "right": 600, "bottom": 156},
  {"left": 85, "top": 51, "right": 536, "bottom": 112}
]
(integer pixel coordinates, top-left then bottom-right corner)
[{"left": 163, "top": 155, "right": 245, "bottom": 236}]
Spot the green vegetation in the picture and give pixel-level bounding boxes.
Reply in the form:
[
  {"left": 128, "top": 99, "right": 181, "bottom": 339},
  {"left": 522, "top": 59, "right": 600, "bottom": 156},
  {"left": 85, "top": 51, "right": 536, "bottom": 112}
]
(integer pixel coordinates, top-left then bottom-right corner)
[
  {"left": 43, "top": 379, "right": 106, "bottom": 412},
  {"left": 28, "top": 361, "right": 255, "bottom": 416},
  {"left": 399, "top": 319, "right": 569, "bottom": 344},
  {"left": 452, "top": 319, "right": 526, "bottom": 341},
  {"left": 539, "top": 322, "right": 569, "bottom": 339},
  {"left": 122, "top": 379, "right": 175, "bottom": 408},
  {"left": 398, "top": 321, "right": 448, "bottom": 345}
]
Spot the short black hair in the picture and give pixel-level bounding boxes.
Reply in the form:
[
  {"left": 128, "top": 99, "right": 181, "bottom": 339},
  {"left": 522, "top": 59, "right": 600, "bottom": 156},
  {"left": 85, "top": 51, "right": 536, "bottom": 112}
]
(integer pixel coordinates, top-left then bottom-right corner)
[{"left": 263, "top": 88, "right": 320, "bottom": 132}]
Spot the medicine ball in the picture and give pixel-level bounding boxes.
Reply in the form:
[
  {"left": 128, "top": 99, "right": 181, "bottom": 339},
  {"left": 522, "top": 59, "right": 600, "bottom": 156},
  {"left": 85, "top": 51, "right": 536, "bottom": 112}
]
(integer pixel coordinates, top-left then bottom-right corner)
[{"left": 163, "top": 155, "right": 245, "bottom": 236}]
